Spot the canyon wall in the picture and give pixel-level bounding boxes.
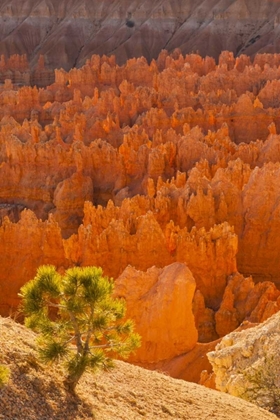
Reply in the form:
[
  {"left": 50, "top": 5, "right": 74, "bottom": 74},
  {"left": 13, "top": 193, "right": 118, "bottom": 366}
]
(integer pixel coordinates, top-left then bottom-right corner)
[
  {"left": 1, "top": 1, "right": 280, "bottom": 71},
  {"left": 1, "top": 50, "right": 280, "bottom": 380}
]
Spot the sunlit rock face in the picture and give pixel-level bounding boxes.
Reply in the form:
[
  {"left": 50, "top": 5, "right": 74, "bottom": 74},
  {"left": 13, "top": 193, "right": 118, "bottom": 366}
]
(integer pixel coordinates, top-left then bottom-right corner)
[
  {"left": 1, "top": 0, "right": 280, "bottom": 71},
  {"left": 208, "top": 311, "right": 280, "bottom": 414},
  {"left": 114, "top": 263, "right": 198, "bottom": 364}
]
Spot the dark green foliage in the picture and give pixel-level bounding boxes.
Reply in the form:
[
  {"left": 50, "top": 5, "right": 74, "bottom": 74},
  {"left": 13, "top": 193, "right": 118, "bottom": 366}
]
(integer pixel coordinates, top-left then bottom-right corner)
[{"left": 20, "top": 265, "right": 141, "bottom": 392}]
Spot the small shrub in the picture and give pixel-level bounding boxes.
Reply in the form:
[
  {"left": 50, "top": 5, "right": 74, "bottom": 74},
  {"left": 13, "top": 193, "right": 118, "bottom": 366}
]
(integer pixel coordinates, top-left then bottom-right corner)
[
  {"left": 240, "top": 355, "right": 280, "bottom": 415},
  {"left": 126, "top": 20, "right": 135, "bottom": 28},
  {"left": 0, "top": 364, "right": 10, "bottom": 388}
]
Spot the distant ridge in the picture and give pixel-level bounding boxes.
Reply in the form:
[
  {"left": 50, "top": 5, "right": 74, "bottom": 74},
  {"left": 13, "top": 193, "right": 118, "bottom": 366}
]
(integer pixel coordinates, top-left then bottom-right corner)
[{"left": 1, "top": 0, "right": 280, "bottom": 69}]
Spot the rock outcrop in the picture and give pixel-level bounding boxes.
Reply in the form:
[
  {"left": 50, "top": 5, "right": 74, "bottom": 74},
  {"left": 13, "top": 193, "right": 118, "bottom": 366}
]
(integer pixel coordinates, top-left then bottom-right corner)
[
  {"left": 52, "top": 171, "right": 93, "bottom": 237},
  {"left": 215, "top": 273, "right": 280, "bottom": 337},
  {"left": 115, "top": 263, "right": 198, "bottom": 365},
  {"left": 208, "top": 312, "right": 280, "bottom": 415}
]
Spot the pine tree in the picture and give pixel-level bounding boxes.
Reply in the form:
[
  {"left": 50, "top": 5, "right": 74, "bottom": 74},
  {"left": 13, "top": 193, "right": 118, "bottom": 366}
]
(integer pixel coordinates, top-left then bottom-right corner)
[{"left": 20, "top": 265, "right": 141, "bottom": 393}]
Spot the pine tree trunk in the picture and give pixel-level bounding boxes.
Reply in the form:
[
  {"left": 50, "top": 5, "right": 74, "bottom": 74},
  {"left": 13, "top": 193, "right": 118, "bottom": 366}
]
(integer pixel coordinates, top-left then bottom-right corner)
[
  {"left": 64, "top": 369, "right": 85, "bottom": 394},
  {"left": 64, "top": 354, "right": 87, "bottom": 394}
]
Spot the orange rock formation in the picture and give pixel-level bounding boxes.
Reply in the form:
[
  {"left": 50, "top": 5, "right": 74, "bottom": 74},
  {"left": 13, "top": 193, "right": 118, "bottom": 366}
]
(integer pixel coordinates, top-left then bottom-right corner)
[
  {"left": 1, "top": 50, "right": 280, "bottom": 382},
  {"left": 115, "top": 263, "right": 198, "bottom": 364}
]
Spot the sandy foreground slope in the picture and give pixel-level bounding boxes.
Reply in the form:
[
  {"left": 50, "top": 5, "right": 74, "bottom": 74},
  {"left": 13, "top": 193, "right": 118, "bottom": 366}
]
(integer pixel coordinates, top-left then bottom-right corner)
[{"left": 0, "top": 316, "right": 277, "bottom": 420}]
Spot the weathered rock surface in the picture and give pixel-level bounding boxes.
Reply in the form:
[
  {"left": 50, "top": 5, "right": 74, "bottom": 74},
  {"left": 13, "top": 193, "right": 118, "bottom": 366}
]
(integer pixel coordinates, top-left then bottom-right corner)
[
  {"left": 208, "top": 311, "right": 280, "bottom": 415},
  {"left": 215, "top": 273, "right": 280, "bottom": 337},
  {"left": 0, "top": 210, "right": 67, "bottom": 313},
  {"left": 52, "top": 171, "right": 93, "bottom": 237},
  {"left": 2, "top": 0, "right": 280, "bottom": 71},
  {"left": 115, "top": 263, "right": 198, "bottom": 364}
]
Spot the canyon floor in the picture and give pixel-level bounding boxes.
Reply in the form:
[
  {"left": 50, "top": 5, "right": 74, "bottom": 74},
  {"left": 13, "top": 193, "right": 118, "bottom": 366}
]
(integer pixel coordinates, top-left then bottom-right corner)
[{"left": 0, "top": 316, "right": 277, "bottom": 420}]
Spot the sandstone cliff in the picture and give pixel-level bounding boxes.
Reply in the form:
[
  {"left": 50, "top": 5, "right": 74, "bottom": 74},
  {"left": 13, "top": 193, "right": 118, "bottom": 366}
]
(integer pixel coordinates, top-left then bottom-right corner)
[{"left": 208, "top": 311, "right": 280, "bottom": 416}]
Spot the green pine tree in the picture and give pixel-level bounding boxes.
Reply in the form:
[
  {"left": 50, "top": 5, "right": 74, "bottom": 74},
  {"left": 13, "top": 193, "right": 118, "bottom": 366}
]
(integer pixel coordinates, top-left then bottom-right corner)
[{"left": 19, "top": 265, "right": 141, "bottom": 393}]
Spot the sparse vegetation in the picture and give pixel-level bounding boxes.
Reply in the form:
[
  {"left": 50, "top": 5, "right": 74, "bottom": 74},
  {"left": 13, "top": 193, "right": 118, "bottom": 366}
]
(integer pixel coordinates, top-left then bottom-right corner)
[
  {"left": 0, "top": 364, "right": 10, "bottom": 388},
  {"left": 126, "top": 19, "right": 135, "bottom": 28},
  {"left": 240, "top": 354, "right": 280, "bottom": 416},
  {"left": 19, "top": 265, "right": 141, "bottom": 393}
]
